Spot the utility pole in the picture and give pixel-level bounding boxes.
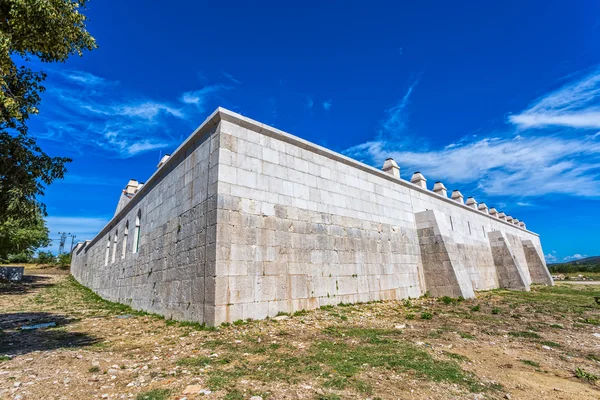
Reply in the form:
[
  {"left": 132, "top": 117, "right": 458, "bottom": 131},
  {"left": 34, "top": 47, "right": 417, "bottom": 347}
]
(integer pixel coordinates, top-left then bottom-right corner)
[
  {"left": 58, "top": 232, "right": 68, "bottom": 254},
  {"left": 69, "top": 234, "right": 77, "bottom": 253}
]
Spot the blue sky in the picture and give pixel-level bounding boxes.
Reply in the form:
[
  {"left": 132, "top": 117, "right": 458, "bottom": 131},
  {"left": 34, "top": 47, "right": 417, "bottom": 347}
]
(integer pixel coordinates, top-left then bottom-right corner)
[{"left": 31, "top": 1, "right": 600, "bottom": 262}]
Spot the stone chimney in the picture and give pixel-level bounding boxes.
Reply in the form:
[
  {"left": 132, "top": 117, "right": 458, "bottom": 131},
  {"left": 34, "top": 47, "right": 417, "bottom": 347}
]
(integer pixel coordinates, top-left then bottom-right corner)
[
  {"left": 478, "top": 202, "right": 489, "bottom": 214},
  {"left": 498, "top": 212, "right": 506, "bottom": 220},
  {"left": 489, "top": 208, "right": 498, "bottom": 218},
  {"left": 433, "top": 181, "right": 448, "bottom": 197},
  {"left": 157, "top": 154, "right": 171, "bottom": 168},
  {"left": 513, "top": 218, "right": 520, "bottom": 225},
  {"left": 382, "top": 158, "right": 400, "bottom": 178},
  {"left": 125, "top": 179, "right": 139, "bottom": 195},
  {"left": 410, "top": 172, "right": 427, "bottom": 189},
  {"left": 519, "top": 221, "right": 526, "bottom": 229},
  {"left": 451, "top": 190, "right": 464, "bottom": 204},
  {"left": 465, "top": 197, "right": 478, "bottom": 209},
  {"left": 137, "top": 182, "right": 145, "bottom": 192}
]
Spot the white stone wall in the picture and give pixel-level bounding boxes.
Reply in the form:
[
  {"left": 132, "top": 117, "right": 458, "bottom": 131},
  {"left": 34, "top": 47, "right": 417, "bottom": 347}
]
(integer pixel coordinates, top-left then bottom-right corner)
[
  {"left": 211, "top": 112, "right": 547, "bottom": 323},
  {"left": 71, "top": 108, "right": 550, "bottom": 325},
  {"left": 71, "top": 123, "right": 221, "bottom": 324}
]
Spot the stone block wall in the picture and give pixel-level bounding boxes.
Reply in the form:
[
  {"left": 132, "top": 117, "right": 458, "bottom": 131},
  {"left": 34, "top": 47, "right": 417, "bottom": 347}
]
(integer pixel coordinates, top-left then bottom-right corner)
[
  {"left": 71, "top": 119, "right": 221, "bottom": 324},
  {"left": 72, "top": 108, "right": 553, "bottom": 325}
]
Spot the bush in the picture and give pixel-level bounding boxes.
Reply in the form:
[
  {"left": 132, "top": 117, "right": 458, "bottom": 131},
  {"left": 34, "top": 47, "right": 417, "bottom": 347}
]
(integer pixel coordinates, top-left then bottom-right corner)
[
  {"left": 7, "top": 251, "right": 33, "bottom": 263},
  {"left": 56, "top": 253, "right": 71, "bottom": 269},
  {"left": 36, "top": 251, "right": 55, "bottom": 265}
]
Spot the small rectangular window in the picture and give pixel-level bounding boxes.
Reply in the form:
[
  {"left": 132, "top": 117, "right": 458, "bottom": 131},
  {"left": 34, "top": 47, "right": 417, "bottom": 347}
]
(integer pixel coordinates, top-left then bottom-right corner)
[
  {"left": 449, "top": 216, "right": 454, "bottom": 231},
  {"left": 468, "top": 221, "right": 472, "bottom": 235}
]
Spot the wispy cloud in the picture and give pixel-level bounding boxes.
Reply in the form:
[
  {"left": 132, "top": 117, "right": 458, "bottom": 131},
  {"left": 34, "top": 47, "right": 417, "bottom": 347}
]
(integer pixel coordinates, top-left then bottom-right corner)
[
  {"left": 516, "top": 201, "right": 535, "bottom": 207},
  {"left": 322, "top": 100, "right": 332, "bottom": 111},
  {"left": 509, "top": 68, "right": 600, "bottom": 129},
  {"left": 379, "top": 80, "right": 418, "bottom": 138},
  {"left": 306, "top": 97, "right": 314, "bottom": 109},
  {"left": 222, "top": 71, "right": 241, "bottom": 85},
  {"left": 44, "top": 216, "right": 111, "bottom": 253},
  {"left": 563, "top": 253, "right": 588, "bottom": 261},
  {"left": 545, "top": 253, "right": 558, "bottom": 263},
  {"left": 36, "top": 70, "right": 230, "bottom": 158},
  {"left": 345, "top": 71, "right": 600, "bottom": 199},
  {"left": 180, "top": 84, "right": 227, "bottom": 111}
]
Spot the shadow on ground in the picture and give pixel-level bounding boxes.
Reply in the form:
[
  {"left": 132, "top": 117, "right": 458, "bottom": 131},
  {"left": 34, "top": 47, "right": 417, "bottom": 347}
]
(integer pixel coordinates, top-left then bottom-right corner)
[
  {"left": 0, "top": 312, "right": 100, "bottom": 355},
  {"left": 0, "top": 275, "right": 55, "bottom": 295}
]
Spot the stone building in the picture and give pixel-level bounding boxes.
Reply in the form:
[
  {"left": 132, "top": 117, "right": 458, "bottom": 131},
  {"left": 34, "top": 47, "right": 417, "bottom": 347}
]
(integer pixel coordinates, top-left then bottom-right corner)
[{"left": 71, "top": 108, "right": 553, "bottom": 326}]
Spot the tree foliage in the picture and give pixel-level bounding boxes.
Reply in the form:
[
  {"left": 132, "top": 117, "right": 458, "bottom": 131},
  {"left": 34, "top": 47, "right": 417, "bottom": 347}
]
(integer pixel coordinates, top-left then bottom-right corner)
[
  {"left": 0, "top": 205, "right": 50, "bottom": 261},
  {"left": 0, "top": 0, "right": 97, "bottom": 224}
]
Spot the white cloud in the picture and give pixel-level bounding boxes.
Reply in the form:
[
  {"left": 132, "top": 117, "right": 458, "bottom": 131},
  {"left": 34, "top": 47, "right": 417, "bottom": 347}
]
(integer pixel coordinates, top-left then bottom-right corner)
[
  {"left": 44, "top": 216, "right": 111, "bottom": 254},
  {"left": 344, "top": 71, "right": 600, "bottom": 199},
  {"left": 563, "top": 253, "right": 587, "bottom": 261},
  {"left": 379, "top": 80, "right": 418, "bottom": 137},
  {"left": 180, "top": 84, "right": 227, "bottom": 111},
  {"left": 516, "top": 201, "right": 535, "bottom": 207},
  {"left": 509, "top": 68, "right": 600, "bottom": 129},
  {"left": 545, "top": 253, "right": 558, "bottom": 263},
  {"left": 322, "top": 100, "right": 332, "bottom": 111},
  {"left": 346, "top": 134, "right": 600, "bottom": 197},
  {"left": 37, "top": 70, "right": 229, "bottom": 158},
  {"left": 222, "top": 71, "right": 241, "bottom": 85}
]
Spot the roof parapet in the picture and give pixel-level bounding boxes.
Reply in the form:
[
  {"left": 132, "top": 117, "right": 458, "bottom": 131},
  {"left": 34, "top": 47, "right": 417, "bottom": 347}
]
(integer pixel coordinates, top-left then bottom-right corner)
[
  {"left": 451, "top": 190, "right": 464, "bottom": 204},
  {"left": 157, "top": 154, "right": 171, "bottom": 169},
  {"left": 432, "top": 181, "right": 447, "bottom": 197},
  {"left": 465, "top": 197, "right": 478, "bottom": 209},
  {"left": 478, "top": 202, "right": 489, "bottom": 214},
  {"left": 410, "top": 171, "right": 427, "bottom": 189},
  {"left": 382, "top": 158, "right": 400, "bottom": 178}
]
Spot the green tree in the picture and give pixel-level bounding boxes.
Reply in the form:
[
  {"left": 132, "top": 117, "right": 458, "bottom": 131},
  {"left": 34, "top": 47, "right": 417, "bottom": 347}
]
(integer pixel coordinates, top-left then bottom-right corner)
[
  {"left": 0, "top": 0, "right": 97, "bottom": 223},
  {"left": 0, "top": 205, "right": 50, "bottom": 261}
]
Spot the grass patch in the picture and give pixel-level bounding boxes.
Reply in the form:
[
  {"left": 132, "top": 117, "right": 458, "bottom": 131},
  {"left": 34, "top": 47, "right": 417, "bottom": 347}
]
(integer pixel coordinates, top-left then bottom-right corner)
[
  {"left": 520, "top": 359, "right": 540, "bottom": 368},
  {"left": 508, "top": 331, "right": 541, "bottom": 339},
  {"left": 443, "top": 352, "right": 470, "bottom": 362},
  {"left": 313, "top": 327, "right": 482, "bottom": 392},
  {"left": 88, "top": 366, "right": 100, "bottom": 373},
  {"left": 459, "top": 332, "right": 476, "bottom": 340},
  {"left": 0, "top": 355, "right": 11, "bottom": 362},
  {"left": 176, "top": 355, "right": 212, "bottom": 367},
  {"left": 471, "top": 305, "right": 481, "bottom": 312},
  {"left": 575, "top": 367, "right": 598, "bottom": 383},
  {"left": 539, "top": 340, "right": 561, "bottom": 348},
  {"left": 491, "top": 307, "right": 501, "bottom": 315},
  {"left": 420, "top": 312, "right": 433, "bottom": 320},
  {"left": 136, "top": 389, "right": 170, "bottom": 400}
]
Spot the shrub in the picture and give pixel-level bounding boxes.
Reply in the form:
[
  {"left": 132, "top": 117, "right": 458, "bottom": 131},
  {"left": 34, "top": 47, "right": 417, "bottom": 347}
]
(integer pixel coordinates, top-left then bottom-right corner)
[
  {"left": 56, "top": 253, "right": 71, "bottom": 269},
  {"left": 471, "top": 305, "right": 481, "bottom": 312},
  {"left": 491, "top": 307, "right": 501, "bottom": 315},
  {"left": 36, "top": 251, "right": 55, "bottom": 265},
  {"left": 7, "top": 251, "right": 33, "bottom": 263},
  {"left": 420, "top": 312, "right": 433, "bottom": 320}
]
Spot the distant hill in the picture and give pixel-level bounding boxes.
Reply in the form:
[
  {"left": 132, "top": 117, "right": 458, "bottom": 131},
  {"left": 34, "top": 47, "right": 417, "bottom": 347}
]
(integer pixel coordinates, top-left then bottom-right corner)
[
  {"left": 548, "top": 255, "right": 600, "bottom": 273},
  {"left": 549, "top": 256, "right": 600, "bottom": 266}
]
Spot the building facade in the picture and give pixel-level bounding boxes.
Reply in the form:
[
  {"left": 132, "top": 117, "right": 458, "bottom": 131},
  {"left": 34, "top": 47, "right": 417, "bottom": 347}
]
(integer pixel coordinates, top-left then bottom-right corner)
[{"left": 71, "top": 108, "right": 553, "bottom": 325}]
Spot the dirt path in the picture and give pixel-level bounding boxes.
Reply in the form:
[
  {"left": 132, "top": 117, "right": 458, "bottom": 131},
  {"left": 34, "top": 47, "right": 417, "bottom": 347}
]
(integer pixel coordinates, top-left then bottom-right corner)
[{"left": 1, "top": 273, "right": 599, "bottom": 400}]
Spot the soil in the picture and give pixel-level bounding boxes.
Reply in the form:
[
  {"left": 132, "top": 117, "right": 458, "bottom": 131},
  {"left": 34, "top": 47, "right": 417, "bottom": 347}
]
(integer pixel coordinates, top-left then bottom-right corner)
[{"left": 0, "top": 271, "right": 599, "bottom": 400}]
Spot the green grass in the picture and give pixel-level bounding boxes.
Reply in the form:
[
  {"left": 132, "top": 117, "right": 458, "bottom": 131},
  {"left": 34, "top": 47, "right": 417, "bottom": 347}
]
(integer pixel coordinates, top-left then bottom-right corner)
[
  {"left": 470, "top": 305, "right": 481, "bottom": 312},
  {"left": 539, "top": 340, "right": 561, "bottom": 348},
  {"left": 88, "top": 366, "right": 100, "bottom": 373},
  {"left": 176, "top": 355, "right": 212, "bottom": 367},
  {"left": 135, "top": 389, "right": 170, "bottom": 400},
  {"left": 459, "top": 332, "right": 476, "bottom": 340},
  {"left": 508, "top": 331, "right": 541, "bottom": 339},
  {"left": 0, "top": 355, "right": 11, "bottom": 362},
  {"left": 420, "top": 312, "right": 433, "bottom": 320},
  {"left": 520, "top": 359, "right": 540, "bottom": 368},
  {"left": 575, "top": 367, "right": 598, "bottom": 383}
]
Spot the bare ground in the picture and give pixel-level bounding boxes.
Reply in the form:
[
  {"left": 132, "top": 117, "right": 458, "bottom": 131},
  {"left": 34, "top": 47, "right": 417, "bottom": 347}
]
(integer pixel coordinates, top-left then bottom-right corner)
[{"left": 1, "top": 271, "right": 599, "bottom": 400}]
